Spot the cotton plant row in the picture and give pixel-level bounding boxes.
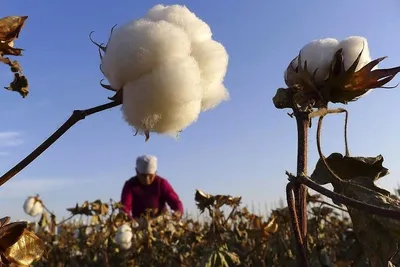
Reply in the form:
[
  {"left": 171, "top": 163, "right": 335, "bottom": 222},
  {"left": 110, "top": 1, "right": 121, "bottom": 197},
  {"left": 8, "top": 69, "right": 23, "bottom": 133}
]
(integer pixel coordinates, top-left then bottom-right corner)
[{"left": 94, "top": 4, "right": 229, "bottom": 140}]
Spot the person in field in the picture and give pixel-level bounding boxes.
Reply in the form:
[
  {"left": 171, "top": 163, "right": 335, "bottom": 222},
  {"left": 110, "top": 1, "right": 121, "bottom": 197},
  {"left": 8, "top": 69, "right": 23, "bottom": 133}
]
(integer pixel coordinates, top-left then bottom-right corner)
[{"left": 120, "top": 154, "right": 184, "bottom": 220}]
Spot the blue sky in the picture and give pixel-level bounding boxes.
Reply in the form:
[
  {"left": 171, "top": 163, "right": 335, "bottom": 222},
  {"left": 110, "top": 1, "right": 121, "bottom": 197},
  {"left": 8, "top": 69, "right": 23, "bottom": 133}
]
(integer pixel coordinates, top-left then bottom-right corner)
[{"left": 1, "top": 0, "right": 400, "bottom": 221}]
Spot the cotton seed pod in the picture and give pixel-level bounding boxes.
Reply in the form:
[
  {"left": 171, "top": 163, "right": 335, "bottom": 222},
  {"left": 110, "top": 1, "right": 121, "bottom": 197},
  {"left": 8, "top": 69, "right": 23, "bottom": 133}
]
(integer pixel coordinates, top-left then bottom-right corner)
[{"left": 23, "top": 196, "right": 44, "bottom": 217}]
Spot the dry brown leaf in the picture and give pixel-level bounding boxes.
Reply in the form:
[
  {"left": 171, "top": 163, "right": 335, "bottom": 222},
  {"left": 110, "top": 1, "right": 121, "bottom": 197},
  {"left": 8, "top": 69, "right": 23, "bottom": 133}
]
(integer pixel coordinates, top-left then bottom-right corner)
[{"left": 3, "top": 228, "right": 45, "bottom": 266}]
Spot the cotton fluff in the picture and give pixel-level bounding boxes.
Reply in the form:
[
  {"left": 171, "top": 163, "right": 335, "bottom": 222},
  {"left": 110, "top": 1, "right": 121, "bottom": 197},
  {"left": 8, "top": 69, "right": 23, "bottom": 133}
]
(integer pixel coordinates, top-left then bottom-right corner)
[
  {"left": 115, "top": 223, "right": 133, "bottom": 250},
  {"left": 101, "top": 4, "right": 229, "bottom": 137},
  {"left": 337, "top": 36, "right": 372, "bottom": 72},
  {"left": 23, "top": 196, "right": 44, "bottom": 217},
  {"left": 299, "top": 38, "right": 339, "bottom": 83},
  {"left": 286, "top": 36, "right": 376, "bottom": 88}
]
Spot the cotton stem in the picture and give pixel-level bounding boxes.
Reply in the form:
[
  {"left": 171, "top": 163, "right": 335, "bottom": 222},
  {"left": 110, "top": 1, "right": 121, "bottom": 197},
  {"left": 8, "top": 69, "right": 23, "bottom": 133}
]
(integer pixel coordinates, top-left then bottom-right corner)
[{"left": 0, "top": 100, "right": 121, "bottom": 187}]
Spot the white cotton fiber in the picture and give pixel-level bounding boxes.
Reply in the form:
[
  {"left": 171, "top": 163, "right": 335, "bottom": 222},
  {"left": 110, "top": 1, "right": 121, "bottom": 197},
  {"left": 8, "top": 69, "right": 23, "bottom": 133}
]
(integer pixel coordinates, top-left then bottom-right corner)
[
  {"left": 100, "top": 5, "right": 229, "bottom": 137},
  {"left": 337, "top": 36, "right": 372, "bottom": 72},
  {"left": 23, "top": 196, "right": 44, "bottom": 217},
  {"left": 115, "top": 223, "right": 133, "bottom": 250},
  {"left": 299, "top": 38, "right": 339, "bottom": 83},
  {"left": 145, "top": 4, "right": 212, "bottom": 43}
]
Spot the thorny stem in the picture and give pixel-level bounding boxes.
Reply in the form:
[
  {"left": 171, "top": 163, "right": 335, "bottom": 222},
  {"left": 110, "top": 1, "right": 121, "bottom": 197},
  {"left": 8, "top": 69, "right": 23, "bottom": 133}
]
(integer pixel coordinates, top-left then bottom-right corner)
[
  {"left": 287, "top": 173, "right": 400, "bottom": 220},
  {"left": 0, "top": 100, "right": 121, "bottom": 187}
]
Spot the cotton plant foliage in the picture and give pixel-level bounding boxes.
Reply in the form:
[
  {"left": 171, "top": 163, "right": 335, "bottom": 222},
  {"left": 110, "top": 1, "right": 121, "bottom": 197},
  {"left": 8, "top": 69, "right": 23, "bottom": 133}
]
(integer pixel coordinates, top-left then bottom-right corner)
[
  {"left": 100, "top": 4, "right": 229, "bottom": 138},
  {"left": 23, "top": 196, "right": 44, "bottom": 217}
]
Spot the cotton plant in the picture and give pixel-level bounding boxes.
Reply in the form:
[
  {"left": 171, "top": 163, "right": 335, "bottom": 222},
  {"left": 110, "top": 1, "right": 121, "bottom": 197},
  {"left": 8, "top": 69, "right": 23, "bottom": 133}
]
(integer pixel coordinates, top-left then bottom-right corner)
[
  {"left": 93, "top": 4, "right": 229, "bottom": 140},
  {"left": 23, "top": 195, "right": 44, "bottom": 217},
  {"left": 115, "top": 223, "right": 133, "bottom": 250},
  {"left": 273, "top": 35, "right": 400, "bottom": 266}
]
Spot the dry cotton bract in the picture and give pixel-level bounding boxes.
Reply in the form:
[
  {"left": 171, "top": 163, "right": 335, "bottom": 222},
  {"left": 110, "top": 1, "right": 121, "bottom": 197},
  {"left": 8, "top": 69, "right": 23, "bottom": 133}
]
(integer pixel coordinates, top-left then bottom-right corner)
[{"left": 100, "top": 5, "right": 229, "bottom": 137}]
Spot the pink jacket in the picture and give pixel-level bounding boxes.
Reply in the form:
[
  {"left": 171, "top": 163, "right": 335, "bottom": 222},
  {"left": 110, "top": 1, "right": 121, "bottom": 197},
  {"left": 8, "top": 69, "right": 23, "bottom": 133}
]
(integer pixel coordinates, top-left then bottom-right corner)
[{"left": 120, "top": 175, "right": 183, "bottom": 219}]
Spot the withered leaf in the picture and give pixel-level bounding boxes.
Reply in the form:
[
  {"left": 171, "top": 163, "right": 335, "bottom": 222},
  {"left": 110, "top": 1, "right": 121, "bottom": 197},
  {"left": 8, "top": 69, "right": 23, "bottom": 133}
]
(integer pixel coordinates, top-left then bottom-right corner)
[
  {"left": 0, "top": 219, "right": 27, "bottom": 253},
  {"left": 214, "top": 195, "right": 241, "bottom": 209},
  {"left": 67, "top": 201, "right": 93, "bottom": 216},
  {"left": 195, "top": 189, "right": 215, "bottom": 214},
  {"left": 3, "top": 228, "right": 45, "bottom": 266},
  {"left": 312, "top": 152, "right": 400, "bottom": 266},
  {"left": 90, "top": 200, "right": 109, "bottom": 216},
  {"left": 310, "top": 152, "right": 389, "bottom": 194},
  {"left": 0, "top": 16, "right": 28, "bottom": 43},
  {"left": 4, "top": 73, "right": 29, "bottom": 98},
  {"left": 0, "top": 41, "right": 23, "bottom": 56},
  {"left": 336, "top": 181, "right": 400, "bottom": 267}
]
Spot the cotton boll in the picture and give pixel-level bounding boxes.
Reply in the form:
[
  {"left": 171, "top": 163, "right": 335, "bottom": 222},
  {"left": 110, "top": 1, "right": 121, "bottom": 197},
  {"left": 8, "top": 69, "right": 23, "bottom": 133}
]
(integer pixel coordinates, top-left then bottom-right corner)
[
  {"left": 122, "top": 56, "right": 203, "bottom": 134},
  {"left": 284, "top": 56, "right": 299, "bottom": 87},
  {"left": 100, "top": 4, "right": 230, "bottom": 138},
  {"left": 191, "top": 40, "right": 229, "bottom": 111},
  {"left": 337, "top": 36, "right": 372, "bottom": 72},
  {"left": 23, "top": 196, "right": 44, "bottom": 217},
  {"left": 119, "top": 241, "right": 132, "bottom": 250},
  {"left": 145, "top": 4, "right": 212, "bottom": 43},
  {"left": 299, "top": 38, "right": 339, "bottom": 83},
  {"left": 115, "top": 224, "right": 133, "bottom": 249},
  {"left": 102, "top": 19, "right": 192, "bottom": 89}
]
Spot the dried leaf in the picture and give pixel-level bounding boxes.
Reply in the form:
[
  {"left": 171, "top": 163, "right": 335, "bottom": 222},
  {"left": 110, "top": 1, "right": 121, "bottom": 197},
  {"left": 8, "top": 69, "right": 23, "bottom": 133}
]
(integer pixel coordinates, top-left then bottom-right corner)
[
  {"left": 195, "top": 189, "right": 215, "bottom": 214},
  {"left": 4, "top": 73, "right": 29, "bottom": 98},
  {"left": 311, "top": 152, "right": 400, "bottom": 266},
  {"left": 0, "top": 219, "right": 27, "bottom": 253},
  {"left": 310, "top": 153, "right": 389, "bottom": 193},
  {"left": 0, "top": 16, "right": 28, "bottom": 43},
  {"left": 67, "top": 201, "right": 93, "bottom": 216},
  {"left": 338, "top": 184, "right": 400, "bottom": 267},
  {"left": 3, "top": 228, "right": 45, "bottom": 266}
]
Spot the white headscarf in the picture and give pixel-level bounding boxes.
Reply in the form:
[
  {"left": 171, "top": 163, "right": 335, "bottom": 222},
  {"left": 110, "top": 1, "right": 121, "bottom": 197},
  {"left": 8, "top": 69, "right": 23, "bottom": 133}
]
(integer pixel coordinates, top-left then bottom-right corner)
[{"left": 136, "top": 155, "right": 158, "bottom": 174}]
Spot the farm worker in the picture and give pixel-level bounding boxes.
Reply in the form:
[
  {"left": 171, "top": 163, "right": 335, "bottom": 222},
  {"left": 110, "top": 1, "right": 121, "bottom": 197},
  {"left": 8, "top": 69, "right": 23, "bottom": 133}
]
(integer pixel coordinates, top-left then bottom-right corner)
[{"left": 120, "top": 154, "right": 184, "bottom": 221}]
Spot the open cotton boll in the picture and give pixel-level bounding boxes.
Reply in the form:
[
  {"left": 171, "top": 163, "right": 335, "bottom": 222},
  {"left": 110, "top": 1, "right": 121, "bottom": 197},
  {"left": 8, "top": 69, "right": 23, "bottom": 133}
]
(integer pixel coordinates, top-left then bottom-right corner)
[
  {"left": 145, "top": 4, "right": 212, "bottom": 43},
  {"left": 115, "top": 224, "right": 133, "bottom": 248},
  {"left": 23, "top": 196, "right": 44, "bottom": 217},
  {"left": 101, "top": 19, "right": 192, "bottom": 89},
  {"left": 284, "top": 56, "right": 299, "bottom": 87},
  {"left": 119, "top": 241, "right": 132, "bottom": 250},
  {"left": 122, "top": 56, "right": 203, "bottom": 135},
  {"left": 191, "top": 40, "right": 229, "bottom": 111},
  {"left": 299, "top": 38, "right": 339, "bottom": 83},
  {"left": 100, "top": 4, "right": 229, "bottom": 138},
  {"left": 337, "top": 36, "right": 372, "bottom": 72}
]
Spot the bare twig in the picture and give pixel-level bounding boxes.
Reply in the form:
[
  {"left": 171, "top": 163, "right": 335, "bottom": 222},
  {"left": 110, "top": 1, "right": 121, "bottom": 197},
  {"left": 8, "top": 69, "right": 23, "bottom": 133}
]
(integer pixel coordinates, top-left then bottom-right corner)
[
  {"left": 0, "top": 100, "right": 122, "bottom": 187},
  {"left": 287, "top": 173, "right": 400, "bottom": 220}
]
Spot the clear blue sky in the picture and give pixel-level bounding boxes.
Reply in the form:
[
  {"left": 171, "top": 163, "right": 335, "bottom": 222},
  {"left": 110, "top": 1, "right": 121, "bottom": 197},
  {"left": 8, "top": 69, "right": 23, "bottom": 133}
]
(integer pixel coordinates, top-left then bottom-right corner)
[{"left": 1, "top": 0, "right": 400, "bottom": 221}]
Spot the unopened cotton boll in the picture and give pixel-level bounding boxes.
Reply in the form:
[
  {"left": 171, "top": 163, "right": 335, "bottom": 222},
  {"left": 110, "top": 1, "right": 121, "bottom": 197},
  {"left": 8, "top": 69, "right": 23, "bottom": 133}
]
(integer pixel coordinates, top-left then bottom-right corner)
[
  {"left": 100, "top": 4, "right": 229, "bottom": 137},
  {"left": 23, "top": 196, "right": 44, "bottom": 217},
  {"left": 299, "top": 38, "right": 339, "bottom": 83},
  {"left": 337, "top": 36, "right": 372, "bottom": 72}
]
